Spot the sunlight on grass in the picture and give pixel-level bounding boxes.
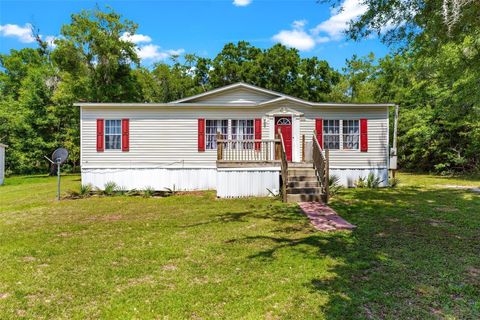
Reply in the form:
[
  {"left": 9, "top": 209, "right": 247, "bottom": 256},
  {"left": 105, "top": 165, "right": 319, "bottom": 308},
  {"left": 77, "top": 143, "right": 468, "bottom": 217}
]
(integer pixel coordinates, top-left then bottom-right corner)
[{"left": 0, "top": 172, "right": 479, "bottom": 319}]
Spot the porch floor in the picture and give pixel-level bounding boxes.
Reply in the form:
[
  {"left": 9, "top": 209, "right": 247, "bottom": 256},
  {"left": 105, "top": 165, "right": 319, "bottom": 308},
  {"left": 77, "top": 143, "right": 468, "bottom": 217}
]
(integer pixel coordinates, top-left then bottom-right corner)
[{"left": 298, "top": 202, "right": 356, "bottom": 232}]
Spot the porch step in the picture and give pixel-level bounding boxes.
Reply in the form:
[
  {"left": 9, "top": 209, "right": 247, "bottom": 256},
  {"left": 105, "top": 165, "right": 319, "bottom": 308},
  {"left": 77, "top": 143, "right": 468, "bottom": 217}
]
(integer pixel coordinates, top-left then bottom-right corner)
[
  {"left": 288, "top": 180, "right": 320, "bottom": 188},
  {"left": 288, "top": 168, "right": 316, "bottom": 177},
  {"left": 287, "top": 187, "right": 321, "bottom": 194},
  {"left": 287, "top": 193, "right": 323, "bottom": 203},
  {"left": 289, "top": 162, "right": 314, "bottom": 169}
]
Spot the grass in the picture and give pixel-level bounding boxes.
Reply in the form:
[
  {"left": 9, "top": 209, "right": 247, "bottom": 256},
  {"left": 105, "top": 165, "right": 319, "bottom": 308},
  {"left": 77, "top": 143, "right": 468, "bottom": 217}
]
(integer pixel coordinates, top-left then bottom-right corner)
[{"left": 0, "top": 173, "right": 479, "bottom": 319}]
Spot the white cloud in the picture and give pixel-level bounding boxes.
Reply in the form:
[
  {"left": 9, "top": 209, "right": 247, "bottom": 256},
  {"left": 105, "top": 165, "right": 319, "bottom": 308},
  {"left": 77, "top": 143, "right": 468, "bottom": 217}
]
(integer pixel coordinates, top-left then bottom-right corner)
[
  {"left": 311, "top": 0, "right": 367, "bottom": 40},
  {"left": 272, "top": 0, "right": 369, "bottom": 51},
  {"left": 0, "top": 23, "right": 35, "bottom": 43},
  {"left": 272, "top": 20, "right": 316, "bottom": 51},
  {"left": 120, "top": 32, "right": 152, "bottom": 44},
  {"left": 44, "top": 35, "right": 57, "bottom": 48},
  {"left": 233, "top": 0, "right": 252, "bottom": 7},
  {"left": 136, "top": 44, "right": 185, "bottom": 62}
]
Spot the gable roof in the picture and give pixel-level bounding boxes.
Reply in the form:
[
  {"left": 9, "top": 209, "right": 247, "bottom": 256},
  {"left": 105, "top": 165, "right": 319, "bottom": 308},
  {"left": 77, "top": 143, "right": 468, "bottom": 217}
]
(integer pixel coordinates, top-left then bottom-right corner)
[
  {"left": 171, "top": 82, "right": 281, "bottom": 103},
  {"left": 75, "top": 82, "right": 396, "bottom": 108}
]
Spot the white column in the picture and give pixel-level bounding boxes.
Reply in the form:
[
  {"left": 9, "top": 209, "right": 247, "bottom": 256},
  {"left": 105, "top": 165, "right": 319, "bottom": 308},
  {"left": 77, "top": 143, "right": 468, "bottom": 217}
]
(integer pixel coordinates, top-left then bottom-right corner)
[{"left": 292, "top": 115, "right": 301, "bottom": 162}]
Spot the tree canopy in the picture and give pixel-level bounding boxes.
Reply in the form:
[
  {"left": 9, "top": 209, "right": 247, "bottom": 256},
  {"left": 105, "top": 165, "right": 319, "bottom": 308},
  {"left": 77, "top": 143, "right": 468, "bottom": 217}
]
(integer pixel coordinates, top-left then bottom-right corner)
[{"left": 1, "top": 4, "right": 478, "bottom": 175}]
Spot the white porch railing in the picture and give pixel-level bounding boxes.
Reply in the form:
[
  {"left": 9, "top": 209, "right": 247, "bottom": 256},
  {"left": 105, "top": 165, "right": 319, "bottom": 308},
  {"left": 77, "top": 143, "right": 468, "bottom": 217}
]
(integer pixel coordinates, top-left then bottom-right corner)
[{"left": 216, "top": 133, "right": 281, "bottom": 162}]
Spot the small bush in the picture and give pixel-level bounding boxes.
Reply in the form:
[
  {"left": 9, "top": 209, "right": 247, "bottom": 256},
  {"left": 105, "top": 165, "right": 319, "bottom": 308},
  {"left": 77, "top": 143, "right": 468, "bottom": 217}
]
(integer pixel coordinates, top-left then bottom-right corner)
[
  {"left": 79, "top": 184, "right": 93, "bottom": 197},
  {"left": 366, "top": 173, "right": 383, "bottom": 188},
  {"left": 103, "top": 181, "right": 118, "bottom": 196},
  {"left": 115, "top": 186, "right": 128, "bottom": 196},
  {"left": 142, "top": 186, "right": 155, "bottom": 198},
  {"left": 355, "top": 176, "right": 366, "bottom": 188},
  {"left": 355, "top": 173, "right": 383, "bottom": 188},
  {"left": 328, "top": 174, "right": 342, "bottom": 196}
]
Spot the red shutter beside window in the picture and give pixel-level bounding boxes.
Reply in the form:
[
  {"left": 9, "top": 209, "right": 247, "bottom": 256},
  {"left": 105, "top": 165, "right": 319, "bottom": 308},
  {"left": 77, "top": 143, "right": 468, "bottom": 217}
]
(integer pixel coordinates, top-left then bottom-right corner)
[
  {"left": 96, "top": 119, "right": 104, "bottom": 152},
  {"left": 198, "top": 118, "right": 205, "bottom": 152},
  {"left": 254, "top": 118, "right": 262, "bottom": 150},
  {"left": 315, "top": 118, "right": 323, "bottom": 149},
  {"left": 360, "top": 118, "right": 368, "bottom": 152},
  {"left": 122, "top": 119, "right": 129, "bottom": 152}
]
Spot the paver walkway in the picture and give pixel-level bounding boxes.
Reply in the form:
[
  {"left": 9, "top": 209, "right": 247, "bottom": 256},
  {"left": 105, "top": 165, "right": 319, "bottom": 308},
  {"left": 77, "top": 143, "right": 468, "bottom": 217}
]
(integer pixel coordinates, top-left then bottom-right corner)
[{"left": 298, "top": 202, "right": 356, "bottom": 232}]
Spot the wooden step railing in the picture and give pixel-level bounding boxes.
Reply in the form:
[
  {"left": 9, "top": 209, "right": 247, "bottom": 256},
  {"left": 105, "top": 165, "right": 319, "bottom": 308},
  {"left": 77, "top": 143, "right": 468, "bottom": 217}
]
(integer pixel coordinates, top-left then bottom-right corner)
[
  {"left": 312, "top": 131, "right": 330, "bottom": 203},
  {"left": 216, "top": 133, "right": 281, "bottom": 162},
  {"left": 278, "top": 129, "right": 288, "bottom": 202}
]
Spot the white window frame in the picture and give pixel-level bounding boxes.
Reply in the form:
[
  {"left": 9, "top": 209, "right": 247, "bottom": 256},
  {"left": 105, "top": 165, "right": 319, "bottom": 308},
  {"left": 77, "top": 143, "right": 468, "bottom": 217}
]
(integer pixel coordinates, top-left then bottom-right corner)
[
  {"left": 322, "top": 119, "right": 361, "bottom": 151},
  {"left": 231, "top": 119, "right": 254, "bottom": 150},
  {"left": 205, "top": 119, "right": 228, "bottom": 150},
  {"left": 342, "top": 119, "right": 360, "bottom": 151},
  {"left": 104, "top": 119, "right": 122, "bottom": 151},
  {"left": 323, "top": 119, "right": 340, "bottom": 150}
]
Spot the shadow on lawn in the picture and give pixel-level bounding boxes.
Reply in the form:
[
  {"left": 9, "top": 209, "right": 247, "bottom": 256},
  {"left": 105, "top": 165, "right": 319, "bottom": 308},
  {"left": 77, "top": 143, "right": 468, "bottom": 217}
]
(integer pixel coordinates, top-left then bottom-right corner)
[
  {"left": 181, "top": 203, "right": 310, "bottom": 229},
  {"left": 231, "top": 187, "right": 480, "bottom": 319}
]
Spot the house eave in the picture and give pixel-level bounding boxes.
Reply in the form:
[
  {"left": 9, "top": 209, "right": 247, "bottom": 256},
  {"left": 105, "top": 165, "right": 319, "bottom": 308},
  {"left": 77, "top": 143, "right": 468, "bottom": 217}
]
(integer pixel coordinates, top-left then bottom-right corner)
[{"left": 74, "top": 102, "right": 397, "bottom": 108}]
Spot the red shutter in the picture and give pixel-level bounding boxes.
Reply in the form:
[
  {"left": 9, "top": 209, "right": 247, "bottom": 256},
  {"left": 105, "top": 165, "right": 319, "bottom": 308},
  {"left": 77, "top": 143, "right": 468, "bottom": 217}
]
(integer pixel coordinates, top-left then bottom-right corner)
[
  {"left": 315, "top": 118, "right": 323, "bottom": 149},
  {"left": 96, "top": 119, "right": 104, "bottom": 152},
  {"left": 360, "top": 118, "right": 368, "bottom": 152},
  {"left": 122, "top": 119, "right": 129, "bottom": 152},
  {"left": 254, "top": 118, "right": 262, "bottom": 150},
  {"left": 198, "top": 118, "right": 205, "bottom": 152}
]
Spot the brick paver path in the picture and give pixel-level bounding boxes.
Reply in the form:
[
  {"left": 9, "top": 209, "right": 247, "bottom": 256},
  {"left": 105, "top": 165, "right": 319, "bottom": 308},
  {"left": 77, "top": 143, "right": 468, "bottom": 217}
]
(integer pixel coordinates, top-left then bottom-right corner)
[{"left": 298, "top": 202, "right": 356, "bottom": 232}]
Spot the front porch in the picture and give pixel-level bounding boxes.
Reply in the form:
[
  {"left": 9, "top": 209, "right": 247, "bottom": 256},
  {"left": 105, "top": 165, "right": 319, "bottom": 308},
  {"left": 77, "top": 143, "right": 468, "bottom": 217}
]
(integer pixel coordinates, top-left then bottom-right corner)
[{"left": 215, "top": 132, "right": 330, "bottom": 203}]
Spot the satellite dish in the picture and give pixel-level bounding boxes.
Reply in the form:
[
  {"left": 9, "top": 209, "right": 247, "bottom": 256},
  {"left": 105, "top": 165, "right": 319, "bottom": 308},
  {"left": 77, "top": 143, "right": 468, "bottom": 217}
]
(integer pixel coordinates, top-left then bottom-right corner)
[{"left": 52, "top": 148, "right": 68, "bottom": 165}]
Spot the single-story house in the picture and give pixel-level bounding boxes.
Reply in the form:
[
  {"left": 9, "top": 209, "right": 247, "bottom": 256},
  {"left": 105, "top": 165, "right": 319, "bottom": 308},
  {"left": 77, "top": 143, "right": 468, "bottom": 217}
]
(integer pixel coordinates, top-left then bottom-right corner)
[{"left": 76, "top": 83, "right": 397, "bottom": 201}]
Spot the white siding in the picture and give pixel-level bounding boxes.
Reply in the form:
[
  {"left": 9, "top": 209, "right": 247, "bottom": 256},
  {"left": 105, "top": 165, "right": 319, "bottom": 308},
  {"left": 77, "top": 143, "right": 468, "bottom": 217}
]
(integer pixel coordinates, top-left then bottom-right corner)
[
  {"left": 190, "top": 88, "right": 277, "bottom": 104},
  {"left": 81, "top": 104, "right": 389, "bottom": 170},
  {"left": 217, "top": 168, "right": 280, "bottom": 197},
  {"left": 82, "top": 168, "right": 216, "bottom": 191},
  {"left": 0, "top": 146, "right": 4, "bottom": 185},
  {"left": 81, "top": 107, "right": 272, "bottom": 168},
  {"left": 298, "top": 106, "right": 389, "bottom": 169}
]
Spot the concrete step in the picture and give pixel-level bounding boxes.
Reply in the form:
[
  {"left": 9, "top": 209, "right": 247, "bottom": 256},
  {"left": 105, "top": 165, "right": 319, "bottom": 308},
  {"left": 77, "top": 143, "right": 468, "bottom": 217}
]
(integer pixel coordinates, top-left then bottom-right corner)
[
  {"left": 287, "top": 180, "right": 320, "bottom": 188},
  {"left": 287, "top": 187, "right": 322, "bottom": 194},
  {"left": 287, "top": 193, "right": 323, "bottom": 203}
]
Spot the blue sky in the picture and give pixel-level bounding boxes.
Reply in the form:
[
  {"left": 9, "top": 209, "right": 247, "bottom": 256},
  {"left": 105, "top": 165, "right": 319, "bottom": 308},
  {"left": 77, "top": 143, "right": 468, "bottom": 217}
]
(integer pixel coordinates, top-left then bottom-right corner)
[{"left": 0, "top": 0, "right": 389, "bottom": 70}]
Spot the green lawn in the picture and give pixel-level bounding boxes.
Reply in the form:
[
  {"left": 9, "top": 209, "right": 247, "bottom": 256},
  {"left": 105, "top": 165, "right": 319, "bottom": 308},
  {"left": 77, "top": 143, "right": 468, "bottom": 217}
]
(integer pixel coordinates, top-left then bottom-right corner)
[{"left": 0, "top": 173, "right": 479, "bottom": 319}]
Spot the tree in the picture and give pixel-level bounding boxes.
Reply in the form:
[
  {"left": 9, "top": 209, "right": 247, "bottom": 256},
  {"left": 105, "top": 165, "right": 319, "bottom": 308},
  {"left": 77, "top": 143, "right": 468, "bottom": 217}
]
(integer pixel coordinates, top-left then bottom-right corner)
[{"left": 52, "top": 6, "right": 141, "bottom": 102}]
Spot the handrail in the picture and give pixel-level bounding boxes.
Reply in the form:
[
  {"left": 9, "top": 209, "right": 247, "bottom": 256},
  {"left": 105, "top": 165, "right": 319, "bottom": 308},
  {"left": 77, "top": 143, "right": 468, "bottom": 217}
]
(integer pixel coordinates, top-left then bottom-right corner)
[
  {"left": 216, "top": 132, "right": 281, "bottom": 162},
  {"left": 278, "top": 129, "right": 288, "bottom": 202},
  {"left": 312, "top": 130, "right": 330, "bottom": 203}
]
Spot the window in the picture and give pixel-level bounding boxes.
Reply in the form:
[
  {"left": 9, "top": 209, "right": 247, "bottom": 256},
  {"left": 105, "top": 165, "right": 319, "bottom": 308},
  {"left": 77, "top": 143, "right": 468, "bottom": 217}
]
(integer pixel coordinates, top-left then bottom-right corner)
[
  {"left": 206, "top": 120, "right": 228, "bottom": 149},
  {"left": 323, "top": 120, "right": 340, "bottom": 150},
  {"left": 232, "top": 119, "right": 254, "bottom": 149},
  {"left": 343, "top": 120, "right": 359, "bottom": 150},
  {"left": 105, "top": 120, "right": 121, "bottom": 150},
  {"left": 276, "top": 117, "right": 291, "bottom": 125}
]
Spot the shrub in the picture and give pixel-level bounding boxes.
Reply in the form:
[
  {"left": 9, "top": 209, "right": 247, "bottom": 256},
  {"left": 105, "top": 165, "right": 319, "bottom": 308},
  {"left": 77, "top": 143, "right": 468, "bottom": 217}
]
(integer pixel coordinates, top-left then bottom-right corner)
[
  {"left": 115, "top": 186, "right": 128, "bottom": 196},
  {"left": 366, "top": 173, "right": 383, "bottom": 188},
  {"left": 355, "top": 176, "right": 366, "bottom": 188},
  {"left": 79, "top": 184, "right": 93, "bottom": 197},
  {"left": 328, "top": 174, "right": 342, "bottom": 196},
  {"left": 142, "top": 186, "right": 155, "bottom": 198},
  {"left": 103, "top": 181, "right": 118, "bottom": 196},
  {"left": 355, "top": 173, "right": 383, "bottom": 188}
]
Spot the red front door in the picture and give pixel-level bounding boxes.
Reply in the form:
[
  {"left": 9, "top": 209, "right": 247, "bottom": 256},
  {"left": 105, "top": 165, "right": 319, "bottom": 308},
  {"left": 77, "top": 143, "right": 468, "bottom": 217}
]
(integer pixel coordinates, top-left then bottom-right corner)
[{"left": 275, "top": 117, "right": 292, "bottom": 161}]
